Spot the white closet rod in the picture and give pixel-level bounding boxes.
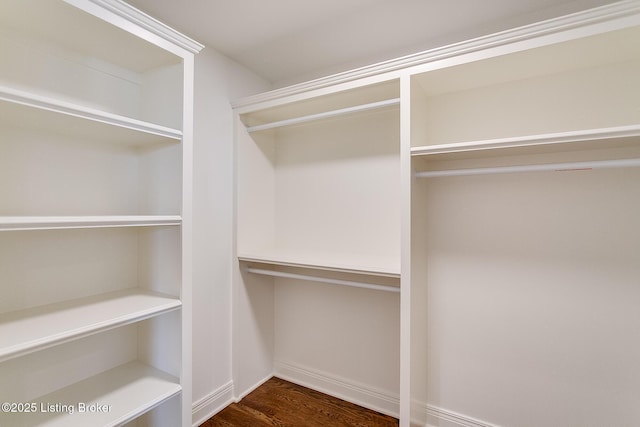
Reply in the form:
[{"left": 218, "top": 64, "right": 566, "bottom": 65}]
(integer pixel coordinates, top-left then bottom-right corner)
[
  {"left": 415, "top": 158, "right": 640, "bottom": 178},
  {"left": 245, "top": 267, "right": 400, "bottom": 293},
  {"left": 246, "top": 98, "right": 400, "bottom": 132}
]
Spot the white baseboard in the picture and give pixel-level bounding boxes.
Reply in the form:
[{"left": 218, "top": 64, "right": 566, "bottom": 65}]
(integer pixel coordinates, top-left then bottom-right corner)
[
  {"left": 234, "top": 373, "right": 274, "bottom": 402},
  {"left": 191, "top": 381, "right": 234, "bottom": 427},
  {"left": 192, "top": 374, "right": 275, "bottom": 426},
  {"left": 274, "top": 361, "right": 400, "bottom": 418},
  {"left": 426, "top": 405, "right": 502, "bottom": 427},
  {"left": 411, "top": 399, "right": 429, "bottom": 427},
  {"left": 194, "top": 371, "right": 500, "bottom": 427}
]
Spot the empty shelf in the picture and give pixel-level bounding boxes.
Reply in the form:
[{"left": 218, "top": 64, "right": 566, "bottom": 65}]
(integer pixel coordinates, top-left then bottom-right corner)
[
  {"left": 0, "top": 289, "right": 181, "bottom": 362},
  {"left": 0, "top": 361, "right": 181, "bottom": 426},
  {"left": 411, "top": 125, "right": 640, "bottom": 157},
  {"left": 0, "top": 85, "right": 182, "bottom": 143}
]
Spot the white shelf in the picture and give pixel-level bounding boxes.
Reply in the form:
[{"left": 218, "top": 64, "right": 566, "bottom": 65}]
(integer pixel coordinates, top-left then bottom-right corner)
[
  {"left": 0, "top": 216, "right": 182, "bottom": 231},
  {"left": 411, "top": 125, "right": 640, "bottom": 157},
  {"left": 0, "top": 289, "right": 181, "bottom": 363},
  {"left": 0, "top": 361, "right": 181, "bottom": 427},
  {"left": 238, "top": 252, "right": 401, "bottom": 278},
  {"left": 0, "top": 85, "right": 182, "bottom": 143}
]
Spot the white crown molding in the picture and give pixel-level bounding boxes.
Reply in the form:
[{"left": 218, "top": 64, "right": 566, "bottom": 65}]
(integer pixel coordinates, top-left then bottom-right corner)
[
  {"left": 232, "top": 0, "right": 640, "bottom": 110},
  {"left": 68, "top": 0, "right": 204, "bottom": 54}
]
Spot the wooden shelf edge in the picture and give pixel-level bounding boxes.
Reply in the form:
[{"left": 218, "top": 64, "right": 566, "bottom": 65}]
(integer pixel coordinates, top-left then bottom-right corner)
[
  {"left": 0, "top": 289, "right": 182, "bottom": 363},
  {"left": 411, "top": 125, "right": 640, "bottom": 157},
  {"left": 0, "top": 215, "right": 182, "bottom": 231},
  {"left": 0, "top": 85, "right": 182, "bottom": 141},
  {"left": 0, "top": 361, "right": 181, "bottom": 427},
  {"left": 238, "top": 254, "right": 401, "bottom": 279}
]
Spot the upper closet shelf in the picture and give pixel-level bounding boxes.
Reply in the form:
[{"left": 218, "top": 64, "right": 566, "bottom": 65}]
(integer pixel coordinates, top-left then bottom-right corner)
[
  {"left": 0, "top": 86, "right": 182, "bottom": 143},
  {"left": 245, "top": 98, "right": 400, "bottom": 132},
  {"left": 0, "top": 361, "right": 181, "bottom": 427},
  {"left": 411, "top": 125, "right": 640, "bottom": 157},
  {"left": 0, "top": 289, "right": 181, "bottom": 363},
  {"left": 0, "top": 216, "right": 182, "bottom": 231}
]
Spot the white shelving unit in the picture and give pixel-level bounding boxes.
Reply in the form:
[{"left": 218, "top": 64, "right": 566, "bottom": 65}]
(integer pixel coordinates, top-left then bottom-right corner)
[
  {"left": 407, "top": 9, "right": 640, "bottom": 426},
  {"left": 233, "top": 2, "right": 640, "bottom": 426},
  {"left": 0, "top": 1, "right": 201, "bottom": 426},
  {"left": 233, "top": 80, "right": 402, "bottom": 414},
  {"left": 236, "top": 80, "right": 402, "bottom": 276}
]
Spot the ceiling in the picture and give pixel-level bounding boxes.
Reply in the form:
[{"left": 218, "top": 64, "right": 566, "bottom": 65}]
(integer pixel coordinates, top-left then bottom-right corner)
[{"left": 126, "top": 0, "right": 619, "bottom": 87}]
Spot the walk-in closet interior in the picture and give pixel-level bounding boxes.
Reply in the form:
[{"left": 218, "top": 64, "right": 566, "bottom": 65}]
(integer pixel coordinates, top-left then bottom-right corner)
[
  {"left": 232, "top": 2, "right": 640, "bottom": 426},
  {"left": 1, "top": 0, "right": 639, "bottom": 426}
]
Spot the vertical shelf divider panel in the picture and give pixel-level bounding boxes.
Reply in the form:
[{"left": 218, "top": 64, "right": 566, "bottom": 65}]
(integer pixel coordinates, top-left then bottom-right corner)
[
  {"left": 0, "top": 1, "right": 202, "bottom": 426},
  {"left": 398, "top": 74, "right": 413, "bottom": 426}
]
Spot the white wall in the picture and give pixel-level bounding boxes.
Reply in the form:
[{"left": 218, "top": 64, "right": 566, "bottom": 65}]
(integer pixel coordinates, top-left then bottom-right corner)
[
  {"left": 190, "top": 46, "right": 269, "bottom": 426},
  {"left": 420, "top": 165, "right": 640, "bottom": 427}
]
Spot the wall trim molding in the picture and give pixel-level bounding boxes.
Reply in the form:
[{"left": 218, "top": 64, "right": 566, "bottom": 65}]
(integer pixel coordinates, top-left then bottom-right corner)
[
  {"left": 209, "top": 372, "right": 501, "bottom": 427},
  {"left": 275, "top": 361, "right": 399, "bottom": 418},
  {"left": 426, "top": 404, "right": 503, "bottom": 427},
  {"left": 191, "top": 381, "right": 234, "bottom": 427}
]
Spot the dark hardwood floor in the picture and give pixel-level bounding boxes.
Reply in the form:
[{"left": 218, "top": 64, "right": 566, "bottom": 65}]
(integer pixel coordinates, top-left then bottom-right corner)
[{"left": 202, "top": 377, "right": 399, "bottom": 427}]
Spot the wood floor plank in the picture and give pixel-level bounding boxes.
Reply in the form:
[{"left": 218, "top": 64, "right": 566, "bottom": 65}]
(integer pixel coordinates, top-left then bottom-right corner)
[{"left": 204, "top": 377, "right": 398, "bottom": 427}]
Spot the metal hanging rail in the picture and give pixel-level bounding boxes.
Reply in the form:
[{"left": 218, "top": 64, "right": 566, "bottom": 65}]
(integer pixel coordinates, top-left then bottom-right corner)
[
  {"left": 245, "top": 98, "right": 400, "bottom": 133},
  {"left": 415, "top": 158, "right": 640, "bottom": 178},
  {"left": 245, "top": 267, "right": 400, "bottom": 293}
]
